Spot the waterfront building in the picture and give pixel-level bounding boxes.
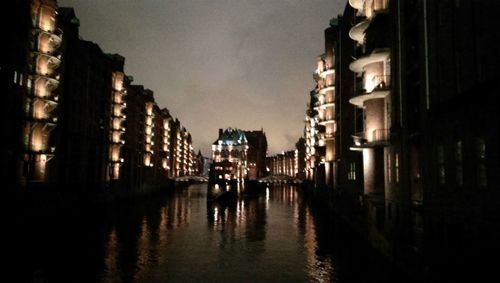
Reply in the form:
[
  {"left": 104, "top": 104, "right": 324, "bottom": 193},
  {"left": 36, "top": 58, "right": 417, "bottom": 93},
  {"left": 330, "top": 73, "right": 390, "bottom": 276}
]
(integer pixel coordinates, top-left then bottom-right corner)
[
  {"left": 57, "top": 8, "right": 120, "bottom": 193},
  {"left": 244, "top": 129, "right": 268, "bottom": 180},
  {"left": 267, "top": 150, "right": 298, "bottom": 178},
  {"left": 21, "top": 0, "right": 63, "bottom": 186},
  {"left": 3, "top": 0, "right": 52, "bottom": 190},
  {"left": 211, "top": 128, "right": 248, "bottom": 181},
  {"left": 3, "top": 1, "right": 197, "bottom": 197},
  {"left": 295, "top": 138, "right": 307, "bottom": 180},
  {"left": 159, "top": 108, "right": 172, "bottom": 178},
  {"left": 303, "top": 109, "right": 316, "bottom": 182},
  {"left": 194, "top": 150, "right": 204, "bottom": 176},
  {"left": 328, "top": 0, "right": 500, "bottom": 278},
  {"left": 346, "top": 0, "right": 392, "bottom": 256},
  {"left": 303, "top": 20, "right": 339, "bottom": 188},
  {"left": 313, "top": 23, "right": 338, "bottom": 187}
]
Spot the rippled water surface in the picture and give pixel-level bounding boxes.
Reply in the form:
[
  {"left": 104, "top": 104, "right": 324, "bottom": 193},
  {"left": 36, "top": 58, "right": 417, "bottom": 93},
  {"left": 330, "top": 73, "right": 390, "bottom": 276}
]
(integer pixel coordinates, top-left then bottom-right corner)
[{"left": 9, "top": 184, "right": 402, "bottom": 282}]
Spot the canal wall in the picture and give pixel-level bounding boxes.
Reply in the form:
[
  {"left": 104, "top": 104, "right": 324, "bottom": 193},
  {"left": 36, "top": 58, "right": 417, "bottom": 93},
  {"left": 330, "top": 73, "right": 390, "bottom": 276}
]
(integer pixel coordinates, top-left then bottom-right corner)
[
  {"left": 300, "top": 182, "right": 423, "bottom": 282},
  {"left": 7, "top": 178, "right": 177, "bottom": 217}
]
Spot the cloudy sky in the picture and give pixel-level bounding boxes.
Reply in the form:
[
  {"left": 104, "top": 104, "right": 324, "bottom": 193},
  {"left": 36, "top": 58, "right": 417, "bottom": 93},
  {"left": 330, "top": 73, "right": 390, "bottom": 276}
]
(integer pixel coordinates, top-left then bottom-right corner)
[{"left": 58, "top": 0, "right": 344, "bottom": 156}]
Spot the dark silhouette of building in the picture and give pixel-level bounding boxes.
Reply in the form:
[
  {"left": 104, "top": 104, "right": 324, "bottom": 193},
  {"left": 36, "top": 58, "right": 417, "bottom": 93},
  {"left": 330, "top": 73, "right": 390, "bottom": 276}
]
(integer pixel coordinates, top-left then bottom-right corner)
[
  {"left": 2, "top": 0, "right": 32, "bottom": 192},
  {"left": 322, "top": 0, "right": 500, "bottom": 280},
  {"left": 194, "top": 150, "right": 204, "bottom": 176},
  {"left": 295, "top": 137, "right": 306, "bottom": 180},
  {"left": 244, "top": 129, "right": 268, "bottom": 180}
]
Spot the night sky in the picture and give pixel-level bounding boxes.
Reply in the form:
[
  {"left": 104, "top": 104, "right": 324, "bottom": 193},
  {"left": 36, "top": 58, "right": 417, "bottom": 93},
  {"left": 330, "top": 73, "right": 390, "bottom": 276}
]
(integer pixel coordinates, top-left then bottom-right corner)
[{"left": 58, "top": 0, "right": 344, "bottom": 156}]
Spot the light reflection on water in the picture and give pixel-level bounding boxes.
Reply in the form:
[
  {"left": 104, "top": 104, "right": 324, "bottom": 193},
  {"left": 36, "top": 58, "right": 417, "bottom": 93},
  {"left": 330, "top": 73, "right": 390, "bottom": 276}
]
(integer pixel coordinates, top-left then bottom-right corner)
[{"left": 9, "top": 183, "right": 400, "bottom": 283}]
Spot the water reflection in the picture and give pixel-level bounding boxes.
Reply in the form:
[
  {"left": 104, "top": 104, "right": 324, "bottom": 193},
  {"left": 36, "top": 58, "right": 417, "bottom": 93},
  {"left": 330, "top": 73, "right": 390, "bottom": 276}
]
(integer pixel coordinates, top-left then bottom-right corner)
[{"left": 10, "top": 184, "right": 401, "bottom": 282}]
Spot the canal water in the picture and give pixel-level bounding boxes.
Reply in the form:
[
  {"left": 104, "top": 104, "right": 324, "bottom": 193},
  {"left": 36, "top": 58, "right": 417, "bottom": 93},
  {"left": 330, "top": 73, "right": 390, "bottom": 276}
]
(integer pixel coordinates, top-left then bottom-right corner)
[{"left": 9, "top": 184, "right": 405, "bottom": 282}]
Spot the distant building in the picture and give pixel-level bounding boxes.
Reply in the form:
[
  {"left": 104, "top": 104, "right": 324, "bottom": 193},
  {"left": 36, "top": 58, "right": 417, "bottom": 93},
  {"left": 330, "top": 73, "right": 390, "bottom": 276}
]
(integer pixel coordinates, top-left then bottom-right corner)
[
  {"left": 194, "top": 150, "right": 204, "bottom": 176},
  {"left": 3, "top": 1, "right": 197, "bottom": 198},
  {"left": 326, "top": 0, "right": 500, "bottom": 278},
  {"left": 211, "top": 127, "right": 248, "bottom": 181},
  {"left": 267, "top": 150, "right": 298, "bottom": 177},
  {"left": 295, "top": 137, "right": 306, "bottom": 180},
  {"left": 244, "top": 129, "right": 268, "bottom": 180},
  {"left": 312, "top": 23, "right": 338, "bottom": 187}
]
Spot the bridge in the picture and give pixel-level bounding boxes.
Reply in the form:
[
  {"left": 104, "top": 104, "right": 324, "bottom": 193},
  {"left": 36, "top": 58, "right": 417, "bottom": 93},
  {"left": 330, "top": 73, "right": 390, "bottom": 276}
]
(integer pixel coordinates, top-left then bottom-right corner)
[
  {"left": 258, "top": 174, "right": 302, "bottom": 184},
  {"left": 174, "top": 175, "right": 209, "bottom": 183}
]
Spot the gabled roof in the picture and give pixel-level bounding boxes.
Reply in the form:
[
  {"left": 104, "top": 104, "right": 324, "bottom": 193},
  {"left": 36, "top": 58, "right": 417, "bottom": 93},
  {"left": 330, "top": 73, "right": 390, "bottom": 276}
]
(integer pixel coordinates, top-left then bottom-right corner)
[{"left": 213, "top": 127, "right": 247, "bottom": 146}]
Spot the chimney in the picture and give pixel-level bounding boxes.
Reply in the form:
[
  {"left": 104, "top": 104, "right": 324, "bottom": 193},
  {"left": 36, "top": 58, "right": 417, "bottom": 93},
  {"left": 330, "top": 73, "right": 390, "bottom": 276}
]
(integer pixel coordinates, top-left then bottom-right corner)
[{"left": 219, "top": 128, "right": 223, "bottom": 137}]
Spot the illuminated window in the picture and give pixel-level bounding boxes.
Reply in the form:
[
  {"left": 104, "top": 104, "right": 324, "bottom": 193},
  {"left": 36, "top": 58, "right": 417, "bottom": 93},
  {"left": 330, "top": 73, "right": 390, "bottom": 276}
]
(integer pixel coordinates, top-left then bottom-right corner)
[
  {"left": 476, "top": 138, "right": 487, "bottom": 188},
  {"left": 437, "top": 145, "right": 445, "bottom": 185},
  {"left": 348, "top": 162, "right": 356, "bottom": 180},
  {"left": 13, "top": 71, "right": 17, "bottom": 84}
]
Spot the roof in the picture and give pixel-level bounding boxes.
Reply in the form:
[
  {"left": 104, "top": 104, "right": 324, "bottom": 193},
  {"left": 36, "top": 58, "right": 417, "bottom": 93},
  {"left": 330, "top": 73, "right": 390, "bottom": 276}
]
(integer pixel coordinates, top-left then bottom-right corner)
[{"left": 213, "top": 127, "right": 247, "bottom": 146}]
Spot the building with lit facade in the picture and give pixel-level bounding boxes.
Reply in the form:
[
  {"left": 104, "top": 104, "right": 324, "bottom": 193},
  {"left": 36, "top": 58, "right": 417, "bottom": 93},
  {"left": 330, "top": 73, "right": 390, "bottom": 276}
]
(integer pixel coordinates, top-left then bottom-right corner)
[
  {"left": 56, "top": 8, "right": 125, "bottom": 193},
  {"left": 304, "top": 21, "right": 339, "bottom": 187},
  {"left": 4, "top": 1, "right": 197, "bottom": 198},
  {"left": 312, "top": 23, "right": 338, "bottom": 187},
  {"left": 303, "top": 114, "right": 315, "bottom": 181},
  {"left": 158, "top": 108, "right": 172, "bottom": 177},
  {"left": 21, "top": 0, "right": 63, "bottom": 186},
  {"left": 211, "top": 128, "right": 248, "bottom": 181},
  {"left": 267, "top": 150, "right": 298, "bottom": 178},
  {"left": 172, "top": 122, "right": 193, "bottom": 178}
]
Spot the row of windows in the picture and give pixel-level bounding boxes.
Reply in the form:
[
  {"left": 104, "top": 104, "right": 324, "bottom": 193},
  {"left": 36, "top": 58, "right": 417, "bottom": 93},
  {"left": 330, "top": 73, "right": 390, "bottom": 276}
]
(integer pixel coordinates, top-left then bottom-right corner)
[
  {"left": 13, "top": 71, "right": 24, "bottom": 86},
  {"left": 387, "top": 152, "right": 400, "bottom": 184},
  {"left": 437, "top": 138, "right": 487, "bottom": 188}
]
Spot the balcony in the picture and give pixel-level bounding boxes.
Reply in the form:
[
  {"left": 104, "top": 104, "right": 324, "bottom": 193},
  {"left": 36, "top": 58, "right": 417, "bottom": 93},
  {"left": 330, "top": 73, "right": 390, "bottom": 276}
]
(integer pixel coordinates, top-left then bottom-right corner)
[
  {"left": 351, "top": 129, "right": 390, "bottom": 149},
  {"left": 25, "top": 147, "right": 56, "bottom": 155},
  {"left": 33, "top": 97, "right": 57, "bottom": 113},
  {"left": 349, "top": 50, "right": 389, "bottom": 73},
  {"left": 34, "top": 75, "right": 59, "bottom": 91},
  {"left": 319, "top": 66, "right": 335, "bottom": 79},
  {"left": 316, "top": 99, "right": 335, "bottom": 110},
  {"left": 33, "top": 32, "right": 62, "bottom": 55},
  {"left": 349, "top": 75, "right": 390, "bottom": 107},
  {"left": 27, "top": 87, "right": 59, "bottom": 102},
  {"left": 324, "top": 133, "right": 335, "bottom": 140},
  {"left": 349, "top": 19, "right": 371, "bottom": 44},
  {"left": 349, "top": 0, "right": 365, "bottom": 10},
  {"left": 34, "top": 52, "right": 61, "bottom": 71},
  {"left": 318, "top": 83, "right": 335, "bottom": 94},
  {"left": 318, "top": 116, "right": 335, "bottom": 126}
]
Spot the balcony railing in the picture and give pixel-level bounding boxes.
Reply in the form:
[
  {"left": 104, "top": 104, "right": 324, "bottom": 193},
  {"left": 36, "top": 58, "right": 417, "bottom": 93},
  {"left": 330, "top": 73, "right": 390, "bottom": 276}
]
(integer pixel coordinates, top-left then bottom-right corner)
[
  {"left": 319, "top": 83, "right": 335, "bottom": 94},
  {"left": 350, "top": 74, "right": 390, "bottom": 107},
  {"left": 352, "top": 129, "right": 390, "bottom": 147},
  {"left": 319, "top": 65, "right": 335, "bottom": 78},
  {"left": 371, "top": 75, "right": 390, "bottom": 91},
  {"left": 324, "top": 133, "right": 335, "bottom": 140},
  {"left": 27, "top": 88, "right": 59, "bottom": 102},
  {"left": 371, "top": 128, "right": 390, "bottom": 142}
]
